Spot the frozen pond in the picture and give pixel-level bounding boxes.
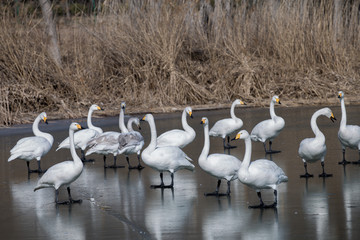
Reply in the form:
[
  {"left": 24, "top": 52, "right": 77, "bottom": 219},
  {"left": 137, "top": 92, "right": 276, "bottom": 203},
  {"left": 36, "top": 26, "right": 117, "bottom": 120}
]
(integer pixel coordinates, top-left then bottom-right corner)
[{"left": 1, "top": 104, "right": 360, "bottom": 239}]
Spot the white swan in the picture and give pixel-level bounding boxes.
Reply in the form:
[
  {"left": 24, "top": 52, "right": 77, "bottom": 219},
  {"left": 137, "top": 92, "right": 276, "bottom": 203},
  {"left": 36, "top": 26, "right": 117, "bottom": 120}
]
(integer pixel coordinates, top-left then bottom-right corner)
[
  {"left": 337, "top": 91, "right": 360, "bottom": 165},
  {"left": 234, "top": 130, "right": 288, "bottom": 208},
  {"left": 34, "top": 122, "right": 84, "bottom": 204},
  {"left": 199, "top": 117, "right": 241, "bottom": 196},
  {"left": 141, "top": 114, "right": 195, "bottom": 188},
  {"left": 8, "top": 112, "right": 53, "bottom": 173},
  {"left": 86, "top": 102, "right": 127, "bottom": 168},
  {"left": 156, "top": 106, "right": 195, "bottom": 148},
  {"left": 56, "top": 104, "right": 103, "bottom": 162},
  {"left": 209, "top": 99, "right": 246, "bottom": 149},
  {"left": 118, "top": 117, "right": 145, "bottom": 170},
  {"left": 298, "top": 107, "right": 336, "bottom": 178},
  {"left": 250, "top": 95, "right": 285, "bottom": 154}
]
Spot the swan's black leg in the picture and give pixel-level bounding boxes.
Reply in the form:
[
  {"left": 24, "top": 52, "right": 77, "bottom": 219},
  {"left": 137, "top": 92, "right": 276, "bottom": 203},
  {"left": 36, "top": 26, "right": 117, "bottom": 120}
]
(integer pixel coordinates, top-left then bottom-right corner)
[
  {"left": 205, "top": 179, "right": 228, "bottom": 196},
  {"left": 103, "top": 155, "right": 107, "bottom": 168},
  {"left": 265, "top": 141, "right": 281, "bottom": 154},
  {"left": 264, "top": 190, "right": 278, "bottom": 208},
  {"left": 339, "top": 149, "right": 350, "bottom": 165},
  {"left": 67, "top": 187, "right": 82, "bottom": 203},
  {"left": 151, "top": 172, "right": 165, "bottom": 188},
  {"left": 108, "top": 155, "right": 125, "bottom": 168},
  {"left": 249, "top": 191, "right": 265, "bottom": 208},
  {"left": 81, "top": 150, "right": 95, "bottom": 163},
  {"left": 300, "top": 162, "right": 313, "bottom": 178},
  {"left": 224, "top": 137, "right": 236, "bottom": 149},
  {"left": 27, "top": 161, "right": 34, "bottom": 173},
  {"left": 319, "top": 161, "right": 332, "bottom": 177},
  {"left": 136, "top": 154, "right": 145, "bottom": 170},
  {"left": 164, "top": 173, "right": 174, "bottom": 188},
  {"left": 351, "top": 150, "right": 360, "bottom": 164},
  {"left": 226, "top": 180, "right": 231, "bottom": 196}
]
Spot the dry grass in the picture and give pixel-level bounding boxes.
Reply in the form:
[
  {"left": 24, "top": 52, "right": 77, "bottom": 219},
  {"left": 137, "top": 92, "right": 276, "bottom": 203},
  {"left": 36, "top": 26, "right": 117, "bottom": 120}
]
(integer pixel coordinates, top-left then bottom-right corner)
[{"left": 0, "top": 0, "right": 359, "bottom": 126}]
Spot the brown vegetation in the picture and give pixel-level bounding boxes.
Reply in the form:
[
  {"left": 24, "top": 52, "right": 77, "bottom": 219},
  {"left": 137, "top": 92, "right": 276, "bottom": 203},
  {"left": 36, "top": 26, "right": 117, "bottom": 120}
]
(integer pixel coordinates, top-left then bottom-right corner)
[{"left": 0, "top": 0, "right": 359, "bottom": 126}]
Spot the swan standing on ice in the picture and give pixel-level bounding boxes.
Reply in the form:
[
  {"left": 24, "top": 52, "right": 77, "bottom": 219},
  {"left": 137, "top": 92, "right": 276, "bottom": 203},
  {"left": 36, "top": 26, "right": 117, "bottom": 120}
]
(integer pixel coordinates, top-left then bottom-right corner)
[
  {"left": 233, "top": 130, "right": 288, "bottom": 208},
  {"left": 337, "top": 91, "right": 360, "bottom": 165},
  {"left": 86, "top": 102, "right": 128, "bottom": 168},
  {"left": 8, "top": 112, "right": 53, "bottom": 173},
  {"left": 157, "top": 106, "right": 195, "bottom": 148},
  {"left": 209, "top": 99, "right": 246, "bottom": 149},
  {"left": 34, "top": 123, "right": 84, "bottom": 204},
  {"left": 56, "top": 104, "right": 103, "bottom": 162},
  {"left": 298, "top": 108, "right": 336, "bottom": 178},
  {"left": 250, "top": 95, "right": 285, "bottom": 154},
  {"left": 199, "top": 117, "right": 241, "bottom": 196},
  {"left": 118, "top": 117, "right": 145, "bottom": 170},
  {"left": 141, "top": 114, "right": 195, "bottom": 188}
]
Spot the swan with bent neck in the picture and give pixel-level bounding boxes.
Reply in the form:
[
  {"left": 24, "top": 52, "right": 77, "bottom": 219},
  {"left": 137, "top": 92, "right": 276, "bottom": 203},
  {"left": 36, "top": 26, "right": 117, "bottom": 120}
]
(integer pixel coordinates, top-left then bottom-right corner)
[
  {"left": 209, "top": 99, "right": 246, "bottom": 149},
  {"left": 156, "top": 106, "right": 195, "bottom": 148},
  {"left": 141, "top": 113, "right": 195, "bottom": 188},
  {"left": 8, "top": 112, "right": 53, "bottom": 173},
  {"left": 34, "top": 122, "right": 84, "bottom": 204},
  {"left": 298, "top": 107, "right": 336, "bottom": 178},
  {"left": 234, "top": 130, "right": 288, "bottom": 208},
  {"left": 56, "top": 104, "right": 103, "bottom": 162},
  {"left": 337, "top": 91, "right": 360, "bottom": 165},
  {"left": 199, "top": 117, "right": 241, "bottom": 196},
  {"left": 250, "top": 95, "right": 285, "bottom": 154},
  {"left": 118, "top": 117, "right": 145, "bottom": 170},
  {"left": 86, "top": 102, "right": 127, "bottom": 168}
]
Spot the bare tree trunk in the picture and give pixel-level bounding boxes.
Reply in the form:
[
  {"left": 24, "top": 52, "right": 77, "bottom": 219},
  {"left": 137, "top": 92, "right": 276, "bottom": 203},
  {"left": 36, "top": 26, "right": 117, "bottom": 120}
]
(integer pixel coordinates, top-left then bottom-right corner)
[{"left": 39, "top": 0, "right": 61, "bottom": 67}]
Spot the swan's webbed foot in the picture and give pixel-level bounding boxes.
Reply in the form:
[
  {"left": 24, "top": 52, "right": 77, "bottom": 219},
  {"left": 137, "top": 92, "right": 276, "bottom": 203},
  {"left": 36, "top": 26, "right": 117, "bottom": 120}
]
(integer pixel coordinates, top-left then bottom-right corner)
[
  {"left": 107, "top": 165, "right": 125, "bottom": 169},
  {"left": 249, "top": 203, "right": 265, "bottom": 209},
  {"left": 150, "top": 184, "right": 173, "bottom": 189},
  {"left": 351, "top": 160, "right": 360, "bottom": 164},
  {"left": 224, "top": 144, "right": 237, "bottom": 149},
  {"left": 319, "top": 172, "right": 332, "bottom": 178},
  {"left": 265, "top": 150, "right": 281, "bottom": 154},
  {"left": 338, "top": 160, "right": 351, "bottom": 165},
  {"left": 300, "top": 173, "right": 314, "bottom": 178},
  {"left": 56, "top": 199, "right": 82, "bottom": 205},
  {"left": 81, "top": 158, "right": 95, "bottom": 163},
  {"left": 128, "top": 164, "right": 145, "bottom": 170},
  {"left": 204, "top": 191, "right": 229, "bottom": 197}
]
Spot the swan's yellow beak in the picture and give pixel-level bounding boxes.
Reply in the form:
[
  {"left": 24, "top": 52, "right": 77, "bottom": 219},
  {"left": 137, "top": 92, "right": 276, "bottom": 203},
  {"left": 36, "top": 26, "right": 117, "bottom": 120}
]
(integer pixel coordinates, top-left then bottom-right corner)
[
  {"left": 338, "top": 93, "right": 342, "bottom": 98},
  {"left": 200, "top": 118, "right": 206, "bottom": 124},
  {"left": 189, "top": 111, "right": 193, "bottom": 118},
  {"left": 276, "top": 98, "right": 281, "bottom": 104},
  {"left": 240, "top": 101, "right": 246, "bottom": 105},
  {"left": 76, "top": 124, "right": 82, "bottom": 130},
  {"left": 97, "top": 106, "right": 104, "bottom": 111},
  {"left": 330, "top": 113, "right": 336, "bottom": 122},
  {"left": 235, "top": 133, "right": 241, "bottom": 140},
  {"left": 141, "top": 116, "right": 146, "bottom": 121},
  {"left": 43, "top": 117, "right": 48, "bottom": 124}
]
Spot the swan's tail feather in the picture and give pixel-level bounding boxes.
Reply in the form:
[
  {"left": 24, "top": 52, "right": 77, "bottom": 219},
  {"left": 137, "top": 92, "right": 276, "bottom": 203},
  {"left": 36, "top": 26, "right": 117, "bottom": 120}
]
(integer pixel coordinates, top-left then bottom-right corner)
[
  {"left": 8, "top": 154, "right": 20, "bottom": 162},
  {"left": 278, "top": 174, "right": 288, "bottom": 183}
]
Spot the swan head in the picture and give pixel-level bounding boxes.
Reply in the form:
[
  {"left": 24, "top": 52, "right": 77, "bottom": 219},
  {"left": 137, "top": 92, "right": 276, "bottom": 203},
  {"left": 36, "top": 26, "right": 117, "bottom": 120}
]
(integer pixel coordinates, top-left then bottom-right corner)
[
  {"left": 70, "top": 122, "right": 83, "bottom": 131},
  {"left": 320, "top": 107, "right": 336, "bottom": 122},
  {"left": 121, "top": 102, "right": 126, "bottom": 110},
  {"left": 272, "top": 95, "right": 281, "bottom": 104},
  {"left": 234, "top": 99, "right": 246, "bottom": 106},
  {"left": 185, "top": 106, "right": 193, "bottom": 118},
  {"left": 39, "top": 112, "right": 48, "bottom": 124},
  {"left": 233, "top": 130, "right": 250, "bottom": 141},
  {"left": 129, "top": 117, "right": 141, "bottom": 130},
  {"left": 200, "top": 117, "right": 208, "bottom": 126},
  {"left": 90, "top": 104, "right": 104, "bottom": 111},
  {"left": 141, "top": 113, "right": 154, "bottom": 123},
  {"left": 338, "top": 91, "right": 344, "bottom": 99}
]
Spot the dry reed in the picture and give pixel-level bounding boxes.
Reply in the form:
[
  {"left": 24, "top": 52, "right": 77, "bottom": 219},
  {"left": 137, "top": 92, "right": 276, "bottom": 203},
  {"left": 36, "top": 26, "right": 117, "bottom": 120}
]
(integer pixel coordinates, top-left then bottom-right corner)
[{"left": 0, "top": 0, "right": 359, "bottom": 126}]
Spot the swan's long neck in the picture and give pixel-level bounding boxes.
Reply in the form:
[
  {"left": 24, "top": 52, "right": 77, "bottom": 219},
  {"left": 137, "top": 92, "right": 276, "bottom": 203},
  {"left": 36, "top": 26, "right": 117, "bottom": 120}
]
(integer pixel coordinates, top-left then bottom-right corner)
[
  {"left": 241, "top": 137, "right": 252, "bottom": 169},
  {"left": 230, "top": 102, "right": 238, "bottom": 120},
  {"left": 311, "top": 112, "right": 325, "bottom": 140},
  {"left": 87, "top": 108, "right": 103, "bottom": 133},
  {"left": 69, "top": 128, "right": 82, "bottom": 165},
  {"left": 119, "top": 108, "right": 128, "bottom": 133},
  {"left": 127, "top": 119, "right": 135, "bottom": 132},
  {"left": 182, "top": 110, "right": 194, "bottom": 134},
  {"left": 269, "top": 100, "right": 276, "bottom": 119},
  {"left": 32, "top": 116, "right": 54, "bottom": 145},
  {"left": 340, "top": 98, "right": 347, "bottom": 129},
  {"left": 146, "top": 118, "right": 158, "bottom": 152},
  {"left": 199, "top": 124, "right": 210, "bottom": 163}
]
